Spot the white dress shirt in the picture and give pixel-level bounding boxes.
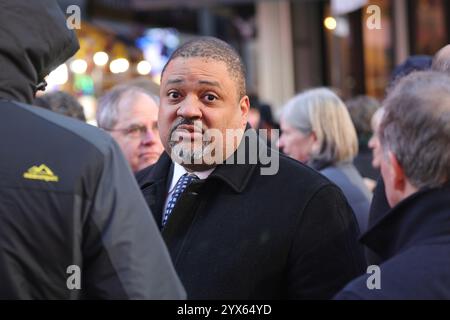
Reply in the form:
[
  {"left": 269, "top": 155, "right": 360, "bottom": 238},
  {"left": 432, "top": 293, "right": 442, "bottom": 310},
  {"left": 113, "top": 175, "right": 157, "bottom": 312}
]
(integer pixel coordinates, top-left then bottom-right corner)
[{"left": 163, "top": 162, "right": 215, "bottom": 217}]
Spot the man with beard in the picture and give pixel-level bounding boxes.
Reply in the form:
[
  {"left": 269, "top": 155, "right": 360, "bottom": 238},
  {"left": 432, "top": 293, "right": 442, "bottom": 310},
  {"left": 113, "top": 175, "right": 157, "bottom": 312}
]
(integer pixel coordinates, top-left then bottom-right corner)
[{"left": 136, "top": 37, "right": 365, "bottom": 299}]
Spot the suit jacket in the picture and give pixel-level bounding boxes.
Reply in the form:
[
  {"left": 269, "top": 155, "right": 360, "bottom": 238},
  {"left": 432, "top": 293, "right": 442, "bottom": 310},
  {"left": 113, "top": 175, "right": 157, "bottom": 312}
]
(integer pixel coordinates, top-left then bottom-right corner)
[{"left": 136, "top": 130, "right": 365, "bottom": 299}]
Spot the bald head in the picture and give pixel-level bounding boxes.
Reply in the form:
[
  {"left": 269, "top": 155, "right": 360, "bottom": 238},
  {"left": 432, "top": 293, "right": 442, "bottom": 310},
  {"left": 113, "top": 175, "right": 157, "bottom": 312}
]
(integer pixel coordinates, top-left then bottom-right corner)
[{"left": 432, "top": 44, "right": 450, "bottom": 73}]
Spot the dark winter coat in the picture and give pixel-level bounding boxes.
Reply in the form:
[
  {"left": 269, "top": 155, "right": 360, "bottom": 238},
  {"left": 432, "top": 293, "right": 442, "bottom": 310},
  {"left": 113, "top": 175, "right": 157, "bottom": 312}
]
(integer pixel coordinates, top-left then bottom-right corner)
[
  {"left": 137, "top": 131, "right": 365, "bottom": 299},
  {"left": 335, "top": 184, "right": 450, "bottom": 299}
]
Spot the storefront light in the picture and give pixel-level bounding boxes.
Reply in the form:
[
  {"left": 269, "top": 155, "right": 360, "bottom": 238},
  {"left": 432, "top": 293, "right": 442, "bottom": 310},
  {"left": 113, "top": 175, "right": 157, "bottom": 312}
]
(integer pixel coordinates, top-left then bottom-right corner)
[
  {"left": 46, "top": 63, "right": 68, "bottom": 86},
  {"left": 93, "top": 52, "right": 109, "bottom": 66},
  {"left": 70, "top": 59, "right": 88, "bottom": 74},
  {"left": 324, "top": 17, "right": 337, "bottom": 31},
  {"left": 110, "top": 58, "right": 129, "bottom": 74},
  {"left": 137, "top": 60, "right": 152, "bottom": 75}
]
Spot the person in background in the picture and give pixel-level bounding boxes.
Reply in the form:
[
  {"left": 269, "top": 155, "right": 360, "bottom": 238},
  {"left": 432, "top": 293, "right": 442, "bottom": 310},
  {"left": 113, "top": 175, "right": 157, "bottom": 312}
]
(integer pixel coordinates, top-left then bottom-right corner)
[
  {"left": 247, "top": 94, "right": 261, "bottom": 129},
  {"left": 258, "top": 103, "right": 279, "bottom": 143},
  {"left": 363, "top": 107, "right": 391, "bottom": 265},
  {"left": 365, "top": 52, "right": 443, "bottom": 262},
  {"left": 278, "top": 88, "right": 372, "bottom": 234},
  {"left": 346, "top": 95, "right": 381, "bottom": 185},
  {"left": 388, "top": 55, "right": 432, "bottom": 91},
  {"left": 137, "top": 37, "right": 365, "bottom": 299},
  {"left": 0, "top": 0, "right": 185, "bottom": 299},
  {"left": 432, "top": 44, "right": 450, "bottom": 73},
  {"left": 127, "top": 76, "right": 161, "bottom": 96},
  {"left": 367, "top": 107, "right": 385, "bottom": 171},
  {"left": 368, "top": 55, "right": 432, "bottom": 255},
  {"left": 97, "top": 85, "right": 165, "bottom": 172},
  {"left": 34, "top": 91, "right": 86, "bottom": 122},
  {"left": 336, "top": 71, "right": 450, "bottom": 299},
  {"left": 248, "top": 105, "right": 261, "bottom": 129},
  {"left": 247, "top": 94, "right": 279, "bottom": 143}
]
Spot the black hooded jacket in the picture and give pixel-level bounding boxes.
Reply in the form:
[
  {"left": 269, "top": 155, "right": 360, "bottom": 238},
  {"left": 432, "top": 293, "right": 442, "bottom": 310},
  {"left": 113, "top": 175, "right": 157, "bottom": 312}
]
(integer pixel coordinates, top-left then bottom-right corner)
[{"left": 0, "top": 0, "right": 185, "bottom": 299}]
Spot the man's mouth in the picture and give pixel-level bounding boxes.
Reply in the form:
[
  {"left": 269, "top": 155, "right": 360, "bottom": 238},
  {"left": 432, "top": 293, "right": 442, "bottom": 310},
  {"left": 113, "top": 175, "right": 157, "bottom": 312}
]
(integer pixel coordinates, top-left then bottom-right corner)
[
  {"left": 139, "top": 151, "right": 160, "bottom": 159},
  {"left": 175, "top": 124, "right": 203, "bottom": 133},
  {"left": 170, "top": 123, "right": 205, "bottom": 143}
]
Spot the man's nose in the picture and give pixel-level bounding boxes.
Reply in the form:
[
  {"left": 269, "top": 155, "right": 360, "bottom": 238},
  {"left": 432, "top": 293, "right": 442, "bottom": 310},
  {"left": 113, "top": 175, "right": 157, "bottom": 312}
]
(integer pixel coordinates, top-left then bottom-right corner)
[
  {"left": 177, "top": 95, "right": 202, "bottom": 119},
  {"left": 141, "top": 128, "right": 155, "bottom": 145}
]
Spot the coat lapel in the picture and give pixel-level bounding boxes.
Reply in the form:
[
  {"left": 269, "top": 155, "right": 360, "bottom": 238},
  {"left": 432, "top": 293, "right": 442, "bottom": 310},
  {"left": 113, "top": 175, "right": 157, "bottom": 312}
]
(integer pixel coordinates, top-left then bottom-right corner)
[{"left": 139, "top": 152, "right": 173, "bottom": 230}]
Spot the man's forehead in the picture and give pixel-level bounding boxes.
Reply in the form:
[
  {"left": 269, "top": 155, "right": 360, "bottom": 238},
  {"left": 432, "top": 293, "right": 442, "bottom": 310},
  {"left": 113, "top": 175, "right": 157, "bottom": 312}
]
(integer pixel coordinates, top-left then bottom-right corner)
[
  {"left": 116, "top": 115, "right": 156, "bottom": 127},
  {"left": 168, "top": 56, "right": 227, "bottom": 66},
  {"left": 165, "top": 76, "right": 222, "bottom": 88},
  {"left": 163, "top": 57, "right": 229, "bottom": 78},
  {"left": 119, "top": 92, "right": 157, "bottom": 109},
  {"left": 117, "top": 97, "right": 157, "bottom": 121}
]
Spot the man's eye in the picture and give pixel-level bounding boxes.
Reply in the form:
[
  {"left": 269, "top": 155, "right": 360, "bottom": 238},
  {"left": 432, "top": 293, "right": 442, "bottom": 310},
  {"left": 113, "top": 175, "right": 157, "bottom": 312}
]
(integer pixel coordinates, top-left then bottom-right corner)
[
  {"left": 204, "top": 94, "right": 217, "bottom": 102},
  {"left": 168, "top": 92, "right": 180, "bottom": 99},
  {"left": 127, "top": 126, "right": 142, "bottom": 135}
]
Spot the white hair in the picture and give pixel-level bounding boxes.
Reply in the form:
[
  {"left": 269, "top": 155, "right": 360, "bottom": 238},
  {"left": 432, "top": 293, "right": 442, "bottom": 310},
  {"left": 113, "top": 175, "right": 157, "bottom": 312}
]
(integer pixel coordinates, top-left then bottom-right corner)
[{"left": 96, "top": 85, "right": 159, "bottom": 130}]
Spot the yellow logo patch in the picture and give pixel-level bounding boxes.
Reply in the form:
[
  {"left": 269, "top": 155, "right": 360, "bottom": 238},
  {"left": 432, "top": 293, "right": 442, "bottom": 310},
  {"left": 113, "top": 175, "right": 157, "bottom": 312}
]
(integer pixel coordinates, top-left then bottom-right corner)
[{"left": 23, "top": 164, "right": 59, "bottom": 182}]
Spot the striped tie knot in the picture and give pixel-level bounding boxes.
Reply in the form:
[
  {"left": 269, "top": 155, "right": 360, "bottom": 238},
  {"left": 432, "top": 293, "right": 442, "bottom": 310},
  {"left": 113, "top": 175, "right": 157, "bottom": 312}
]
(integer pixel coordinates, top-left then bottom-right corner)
[{"left": 162, "top": 173, "right": 199, "bottom": 227}]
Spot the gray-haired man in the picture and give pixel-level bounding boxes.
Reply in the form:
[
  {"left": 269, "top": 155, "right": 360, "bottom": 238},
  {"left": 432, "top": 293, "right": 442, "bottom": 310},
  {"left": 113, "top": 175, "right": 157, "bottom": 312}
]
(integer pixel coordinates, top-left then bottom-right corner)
[
  {"left": 336, "top": 70, "right": 450, "bottom": 299},
  {"left": 97, "top": 85, "right": 164, "bottom": 172}
]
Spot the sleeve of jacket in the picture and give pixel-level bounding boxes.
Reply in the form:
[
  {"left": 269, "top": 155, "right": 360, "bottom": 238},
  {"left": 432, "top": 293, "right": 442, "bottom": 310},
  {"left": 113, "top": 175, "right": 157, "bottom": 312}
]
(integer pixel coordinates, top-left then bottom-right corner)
[
  {"left": 81, "top": 140, "right": 186, "bottom": 299},
  {"left": 286, "top": 184, "right": 366, "bottom": 299}
]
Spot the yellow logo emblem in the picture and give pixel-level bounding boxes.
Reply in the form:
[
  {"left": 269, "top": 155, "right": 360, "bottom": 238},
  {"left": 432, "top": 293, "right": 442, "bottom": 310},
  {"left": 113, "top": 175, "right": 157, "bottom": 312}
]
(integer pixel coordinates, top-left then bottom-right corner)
[{"left": 23, "top": 164, "right": 59, "bottom": 182}]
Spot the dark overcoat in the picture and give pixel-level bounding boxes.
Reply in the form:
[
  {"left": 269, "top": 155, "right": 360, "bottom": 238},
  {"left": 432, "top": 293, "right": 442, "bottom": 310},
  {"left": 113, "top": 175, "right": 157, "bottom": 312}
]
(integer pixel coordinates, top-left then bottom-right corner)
[{"left": 137, "top": 132, "right": 365, "bottom": 299}]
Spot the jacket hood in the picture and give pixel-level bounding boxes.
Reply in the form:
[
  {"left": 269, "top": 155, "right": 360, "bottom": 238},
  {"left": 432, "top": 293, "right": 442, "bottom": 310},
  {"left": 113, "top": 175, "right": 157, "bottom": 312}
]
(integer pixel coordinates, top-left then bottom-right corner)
[{"left": 0, "top": 0, "right": 79, "bottom": 103}]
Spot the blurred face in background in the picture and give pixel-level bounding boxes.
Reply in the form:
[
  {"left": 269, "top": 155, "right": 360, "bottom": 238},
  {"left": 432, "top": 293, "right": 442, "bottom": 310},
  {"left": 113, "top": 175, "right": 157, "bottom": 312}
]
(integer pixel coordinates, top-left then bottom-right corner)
[
  {"left": 110, "top": 93, "right": 164, "bottom": 172},
  {"left": 277, "top": 117, "right": 316, "bottom": 163},
  {"left": 368, "top": 108, "right": 385, "bottom": 169},
  {"left": 248, "top": 107, "right": 261, "bottom": 129}
]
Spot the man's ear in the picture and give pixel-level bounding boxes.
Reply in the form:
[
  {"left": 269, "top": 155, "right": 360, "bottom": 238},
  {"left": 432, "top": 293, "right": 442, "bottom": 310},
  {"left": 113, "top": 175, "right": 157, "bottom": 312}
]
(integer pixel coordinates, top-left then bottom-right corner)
[
  {"left": 389, "top": 151, "right": 407, "bottom": 192},
  {"left": 239, "top": 95, "right": 250, "bottom": 126}
]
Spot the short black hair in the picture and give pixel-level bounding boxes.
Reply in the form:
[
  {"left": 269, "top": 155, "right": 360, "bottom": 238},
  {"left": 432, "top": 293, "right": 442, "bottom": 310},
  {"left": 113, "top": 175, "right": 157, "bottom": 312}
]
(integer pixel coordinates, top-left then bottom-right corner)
[{"left": 161, "top": 37, "right": 246, "bottom": 99}]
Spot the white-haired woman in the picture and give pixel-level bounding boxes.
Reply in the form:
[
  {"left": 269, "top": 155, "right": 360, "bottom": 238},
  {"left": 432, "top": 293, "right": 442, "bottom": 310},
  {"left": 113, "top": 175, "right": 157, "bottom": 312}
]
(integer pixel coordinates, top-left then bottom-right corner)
[{"left": 278, "top": 88, "right": 372, "bottom": 233}]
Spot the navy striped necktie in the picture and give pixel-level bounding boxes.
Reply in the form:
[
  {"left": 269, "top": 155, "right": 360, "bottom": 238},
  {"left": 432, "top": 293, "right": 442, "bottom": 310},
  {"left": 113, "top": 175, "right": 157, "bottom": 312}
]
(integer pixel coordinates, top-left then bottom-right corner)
[{"left": 162, "top": 173, "right": 199, "bottom": 227}]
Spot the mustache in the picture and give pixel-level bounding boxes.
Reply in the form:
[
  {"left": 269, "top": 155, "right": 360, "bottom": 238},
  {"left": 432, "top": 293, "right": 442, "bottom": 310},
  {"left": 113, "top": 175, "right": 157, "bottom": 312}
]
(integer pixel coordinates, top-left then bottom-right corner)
[{"left": 169, "top": 118, "right": 205, "bottom": 137}]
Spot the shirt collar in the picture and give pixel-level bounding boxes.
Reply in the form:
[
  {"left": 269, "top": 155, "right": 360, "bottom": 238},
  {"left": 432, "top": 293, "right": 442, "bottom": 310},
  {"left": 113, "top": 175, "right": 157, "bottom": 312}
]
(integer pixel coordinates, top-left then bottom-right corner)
[{"left": 168, "top": 162, "right": 215, "bottom": 193}]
